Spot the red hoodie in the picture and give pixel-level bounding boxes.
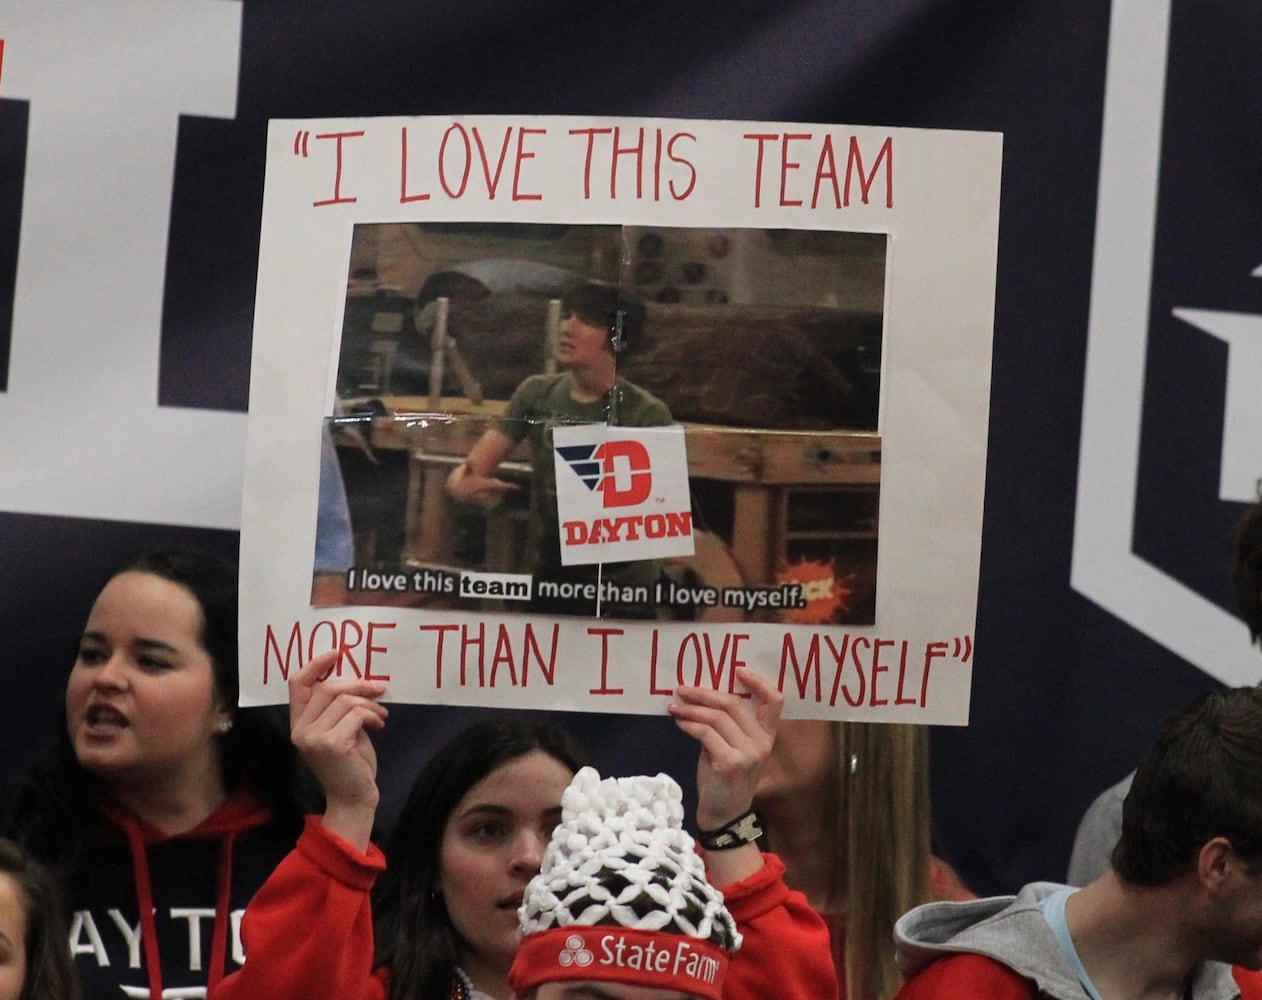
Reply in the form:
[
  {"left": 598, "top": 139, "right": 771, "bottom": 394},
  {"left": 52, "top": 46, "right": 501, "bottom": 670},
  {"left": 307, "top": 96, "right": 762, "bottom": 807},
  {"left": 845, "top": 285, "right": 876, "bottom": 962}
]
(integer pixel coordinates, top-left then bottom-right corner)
[
  {"left": 69, "top": 787, "right": 296, "bottom": 999},
  {"left": 215, "top": 822, "right": 835, "bottom": 1000}
]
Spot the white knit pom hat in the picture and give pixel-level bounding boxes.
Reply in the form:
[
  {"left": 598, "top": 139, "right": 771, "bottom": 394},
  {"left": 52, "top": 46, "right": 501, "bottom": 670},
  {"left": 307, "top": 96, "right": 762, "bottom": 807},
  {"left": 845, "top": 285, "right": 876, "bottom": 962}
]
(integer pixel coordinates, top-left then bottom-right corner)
[{"left": 508, "top": 766, "right": 740, "bottom": 999}]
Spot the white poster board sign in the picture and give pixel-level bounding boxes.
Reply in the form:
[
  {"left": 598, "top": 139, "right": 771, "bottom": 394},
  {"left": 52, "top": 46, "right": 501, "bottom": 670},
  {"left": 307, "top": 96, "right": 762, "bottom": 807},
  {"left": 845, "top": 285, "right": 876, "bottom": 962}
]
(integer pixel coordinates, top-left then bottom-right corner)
[{"left": 240, "top": 115, "right": 1001, "bottom": 723}]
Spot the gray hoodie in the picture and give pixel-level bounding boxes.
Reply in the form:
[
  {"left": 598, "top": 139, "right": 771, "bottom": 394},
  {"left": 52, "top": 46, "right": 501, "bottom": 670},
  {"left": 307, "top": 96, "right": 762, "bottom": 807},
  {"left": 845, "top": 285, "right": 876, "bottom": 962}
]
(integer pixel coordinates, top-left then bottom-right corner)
[{"left": 893, "top": 881, "right": 1245, "bottom": 1000}]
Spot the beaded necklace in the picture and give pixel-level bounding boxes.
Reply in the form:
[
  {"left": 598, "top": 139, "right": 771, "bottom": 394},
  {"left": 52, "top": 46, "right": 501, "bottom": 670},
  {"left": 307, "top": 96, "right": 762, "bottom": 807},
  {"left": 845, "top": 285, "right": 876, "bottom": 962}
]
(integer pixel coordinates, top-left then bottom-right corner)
[{"left": 448, "top": 966, "right": 474, "bottom": 1000}]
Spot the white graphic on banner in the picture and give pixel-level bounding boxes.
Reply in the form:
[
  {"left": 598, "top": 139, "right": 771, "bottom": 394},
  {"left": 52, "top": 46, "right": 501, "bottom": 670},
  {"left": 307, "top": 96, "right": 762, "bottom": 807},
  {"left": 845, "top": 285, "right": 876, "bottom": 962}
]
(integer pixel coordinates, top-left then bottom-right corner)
[
  {"left": 1174, "top": 304, "right": 1262, "bottom": 503},
  {"left": 0, "top": 1, "right": 246, "bottom": 529},
  {"left": 1073, "top": 0, "right": 1259, "bottom": 685}
]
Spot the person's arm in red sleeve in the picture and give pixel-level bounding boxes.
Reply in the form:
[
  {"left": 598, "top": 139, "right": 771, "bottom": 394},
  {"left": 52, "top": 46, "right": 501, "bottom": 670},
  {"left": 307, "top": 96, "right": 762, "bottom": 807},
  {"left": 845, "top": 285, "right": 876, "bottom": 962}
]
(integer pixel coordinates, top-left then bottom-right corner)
[
  {"left": 213, "top": 649, "right": 392, "bottom": 1000},
  {"left": 212, "top": 817, "right": 387, "bottom": 1000},
  {"left": 713, "top": 852, "right": 840, "bottom": 1000},
  {"left": 669, "top": 669, "right": 840, "bottom": 1000}
]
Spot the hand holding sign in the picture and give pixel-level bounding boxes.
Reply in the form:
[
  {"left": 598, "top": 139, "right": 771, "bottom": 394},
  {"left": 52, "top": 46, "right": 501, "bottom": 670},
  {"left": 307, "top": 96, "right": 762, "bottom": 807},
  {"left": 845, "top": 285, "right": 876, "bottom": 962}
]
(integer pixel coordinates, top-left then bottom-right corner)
[
  {"left": 289, "top": 648, "right": 389, "bottom": 850},
  {"left": 668, "top": 667, "right": 781, "bottom": 885}
]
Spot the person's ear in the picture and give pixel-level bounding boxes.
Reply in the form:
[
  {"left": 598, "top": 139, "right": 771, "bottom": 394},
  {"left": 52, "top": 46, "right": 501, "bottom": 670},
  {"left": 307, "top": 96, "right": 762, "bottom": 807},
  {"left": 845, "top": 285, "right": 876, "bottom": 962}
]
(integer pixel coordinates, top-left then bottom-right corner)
[{"left": 1196, "top": 836, "right": 1234, "bottom": 891}]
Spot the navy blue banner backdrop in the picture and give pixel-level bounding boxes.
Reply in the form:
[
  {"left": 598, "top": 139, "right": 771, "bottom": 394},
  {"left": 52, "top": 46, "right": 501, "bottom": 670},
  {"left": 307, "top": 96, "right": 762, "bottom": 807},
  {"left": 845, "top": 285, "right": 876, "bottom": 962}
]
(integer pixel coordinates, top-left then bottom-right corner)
[{"left": 1, "top": 0, "right": 1259, "bottom": 897}]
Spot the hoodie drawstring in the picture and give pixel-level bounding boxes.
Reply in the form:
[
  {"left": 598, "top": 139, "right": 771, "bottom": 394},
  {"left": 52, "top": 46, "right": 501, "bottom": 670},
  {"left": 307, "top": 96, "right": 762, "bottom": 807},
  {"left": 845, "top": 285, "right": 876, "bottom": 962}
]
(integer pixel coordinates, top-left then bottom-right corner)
[
  {"left": 120, "top": 815, "right": 166, "bottom": 1000},
  {"left": 207, "top": 830, "right": 237, "bottom": 995}
]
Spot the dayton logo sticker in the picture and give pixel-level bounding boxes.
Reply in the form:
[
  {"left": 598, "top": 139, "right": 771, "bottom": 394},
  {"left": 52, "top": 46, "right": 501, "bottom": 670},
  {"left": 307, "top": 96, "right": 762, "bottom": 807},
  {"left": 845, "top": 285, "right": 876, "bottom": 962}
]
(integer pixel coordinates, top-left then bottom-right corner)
[
  {"left": 552, "top": 424, "right": 694, "bottom": 566},
  {"left": 557, "top": 438, "right": 654, "bottom": 508}
]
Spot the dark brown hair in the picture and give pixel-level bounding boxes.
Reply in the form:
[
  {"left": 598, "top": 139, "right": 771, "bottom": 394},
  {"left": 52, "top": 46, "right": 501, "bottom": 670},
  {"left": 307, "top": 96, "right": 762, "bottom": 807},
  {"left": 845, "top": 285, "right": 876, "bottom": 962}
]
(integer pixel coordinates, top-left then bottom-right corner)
[
  {"left": 0, "top": 548, "right": 314, "bottom": 893},
  {"left": 563, "top": 282, "right": 646, "bottom": 355},
  {"left": 0, "top": 837, "right": 78, "bottom": 1000},
  {"left": 1113, "top": 686, "right": 1262, "bottom": 884},
  {"left": 373, "top": 717, "right": 587, "bottom": 1000}
]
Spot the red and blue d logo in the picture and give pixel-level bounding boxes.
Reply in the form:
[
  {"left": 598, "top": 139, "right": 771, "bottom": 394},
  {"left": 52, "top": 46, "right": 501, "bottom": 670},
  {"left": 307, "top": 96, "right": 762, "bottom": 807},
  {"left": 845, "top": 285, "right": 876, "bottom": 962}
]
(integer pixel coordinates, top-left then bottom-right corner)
[{"left": 557, "top": 439, "right": 653, "bottom": 508}]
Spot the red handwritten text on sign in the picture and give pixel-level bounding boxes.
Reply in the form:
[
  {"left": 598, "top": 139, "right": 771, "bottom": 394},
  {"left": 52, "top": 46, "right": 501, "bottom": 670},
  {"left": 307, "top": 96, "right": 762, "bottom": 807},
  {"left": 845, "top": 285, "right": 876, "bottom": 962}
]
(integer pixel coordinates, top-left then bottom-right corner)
[
  {"left": 263, "top": 619, "right": 395, "bottom": 683},
  {"left": 743, "top": 132, "right": 894, "bottom": 210},
  {"left": 289, "top": 119, "right": 895, "bottom": 212}
]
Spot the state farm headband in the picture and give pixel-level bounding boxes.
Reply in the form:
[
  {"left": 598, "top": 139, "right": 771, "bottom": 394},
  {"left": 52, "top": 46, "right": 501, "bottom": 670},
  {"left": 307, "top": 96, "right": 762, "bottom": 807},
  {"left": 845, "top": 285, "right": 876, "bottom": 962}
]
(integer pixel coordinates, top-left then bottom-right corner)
[{"left": 511, "top": 926, "right": 729, "bottom": 999}]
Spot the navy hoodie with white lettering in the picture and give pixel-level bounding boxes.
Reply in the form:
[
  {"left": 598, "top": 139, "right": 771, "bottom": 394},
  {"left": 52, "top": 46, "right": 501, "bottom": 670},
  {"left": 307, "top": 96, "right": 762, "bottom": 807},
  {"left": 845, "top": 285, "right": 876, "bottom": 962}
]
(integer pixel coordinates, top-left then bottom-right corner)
[{"left": 69, "top": 787, "right": 295, "bottom": 1000}]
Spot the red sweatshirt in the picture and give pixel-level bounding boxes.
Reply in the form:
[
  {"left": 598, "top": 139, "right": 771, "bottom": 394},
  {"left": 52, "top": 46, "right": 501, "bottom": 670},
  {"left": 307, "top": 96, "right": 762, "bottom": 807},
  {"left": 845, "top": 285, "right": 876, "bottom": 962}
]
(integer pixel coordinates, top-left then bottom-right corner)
[
  {"left": 214, "top": 819, "right": 838, "bottom": 1000},
  {"left": 68, "top": 787, "right": 296, "bottom": 1000}
]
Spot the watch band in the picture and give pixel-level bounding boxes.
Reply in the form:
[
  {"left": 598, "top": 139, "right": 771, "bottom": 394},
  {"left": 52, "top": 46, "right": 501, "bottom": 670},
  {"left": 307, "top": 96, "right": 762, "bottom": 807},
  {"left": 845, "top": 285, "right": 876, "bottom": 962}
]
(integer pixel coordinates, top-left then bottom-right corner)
[{"left": 697, "top": 809, "right": 763, "bottom": 851}]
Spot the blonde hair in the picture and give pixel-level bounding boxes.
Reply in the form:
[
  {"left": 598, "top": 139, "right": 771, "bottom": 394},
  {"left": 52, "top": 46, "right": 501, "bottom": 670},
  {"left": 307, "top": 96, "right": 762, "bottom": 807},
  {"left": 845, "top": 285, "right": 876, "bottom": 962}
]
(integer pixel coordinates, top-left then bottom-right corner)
[
  {"left": 762, "top": 722, "right": 933, "bottom": 1000},
  {"left": 839, "top": 722, "right": 932, "bottom": 1000}
]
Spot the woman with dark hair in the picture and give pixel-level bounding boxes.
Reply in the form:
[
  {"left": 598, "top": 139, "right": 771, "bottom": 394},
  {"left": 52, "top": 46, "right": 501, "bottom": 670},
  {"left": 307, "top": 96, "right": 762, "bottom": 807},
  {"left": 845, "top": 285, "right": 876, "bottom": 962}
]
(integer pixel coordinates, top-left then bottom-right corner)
[
  {"left": 0, "top": 837, "right": 77, "bottom": 1000},
  {"left": 0, "top": 548, "right": 376, "bottom": 999},
  {"left": 371, "top": 717, "right": 587, "bottom": 1000},
  {"left": 218, "top": 666, "right": 838, "bottom": 1000}
]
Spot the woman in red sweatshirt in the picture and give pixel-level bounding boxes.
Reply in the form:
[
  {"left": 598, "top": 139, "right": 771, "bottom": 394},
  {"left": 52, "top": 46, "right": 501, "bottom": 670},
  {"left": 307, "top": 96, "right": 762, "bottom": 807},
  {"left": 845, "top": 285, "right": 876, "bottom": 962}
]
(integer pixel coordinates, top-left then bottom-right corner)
[
  {"left": 217, "top": 663, "right": 839, "bottom": 1000},
  {"left": 0, "top": 548, "right": 322, "bottom": 999}
]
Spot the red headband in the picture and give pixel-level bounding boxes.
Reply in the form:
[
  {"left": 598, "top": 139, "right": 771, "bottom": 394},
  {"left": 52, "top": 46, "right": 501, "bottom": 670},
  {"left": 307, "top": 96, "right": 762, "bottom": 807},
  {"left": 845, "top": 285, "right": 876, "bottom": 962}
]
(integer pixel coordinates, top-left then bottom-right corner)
[{"left": 509, "top": 926, "right": 730, "bottom": 1000}]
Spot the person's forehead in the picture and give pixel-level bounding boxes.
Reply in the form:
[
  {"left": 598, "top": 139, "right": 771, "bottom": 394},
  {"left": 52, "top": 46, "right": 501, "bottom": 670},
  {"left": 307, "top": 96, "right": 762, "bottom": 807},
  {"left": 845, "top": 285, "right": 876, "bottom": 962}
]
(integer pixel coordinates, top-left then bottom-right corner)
[{"left": 445, "top": 751, "right": 572, "bottom": 829}]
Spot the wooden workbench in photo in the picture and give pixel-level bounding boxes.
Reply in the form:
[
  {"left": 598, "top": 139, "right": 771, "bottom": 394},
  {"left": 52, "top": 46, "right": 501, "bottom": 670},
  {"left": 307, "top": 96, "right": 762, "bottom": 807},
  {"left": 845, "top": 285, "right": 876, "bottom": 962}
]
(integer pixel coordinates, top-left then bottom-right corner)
[{"left": 335, "top": 396, "right": 881, "bottom": 600}]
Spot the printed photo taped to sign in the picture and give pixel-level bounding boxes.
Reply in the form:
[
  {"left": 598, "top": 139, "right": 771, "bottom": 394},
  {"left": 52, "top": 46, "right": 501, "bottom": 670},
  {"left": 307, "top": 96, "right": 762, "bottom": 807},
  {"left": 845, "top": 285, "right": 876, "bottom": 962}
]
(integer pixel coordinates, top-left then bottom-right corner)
[
  {"left": 241, "top": 115, "right": 1001, "bottom": 724},
  {"left": 324, "top": 222, "right": 886, "bottom": 628}
]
